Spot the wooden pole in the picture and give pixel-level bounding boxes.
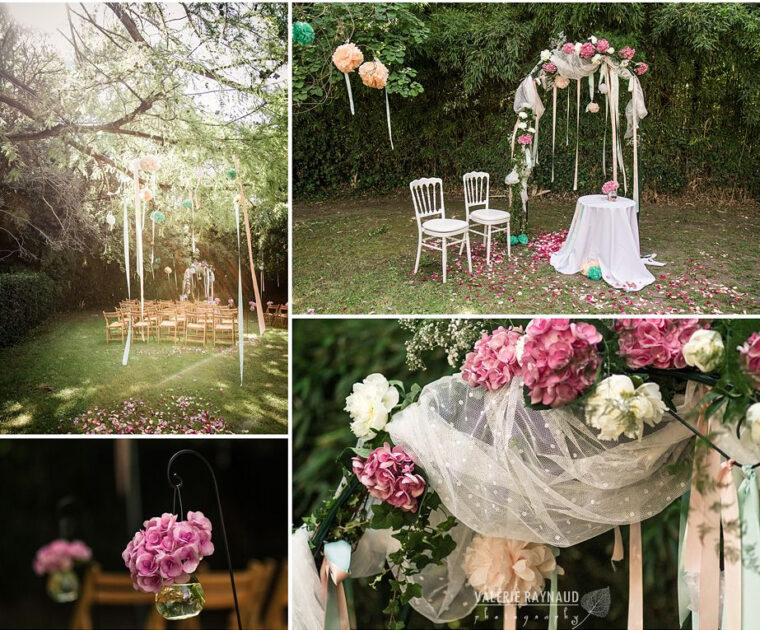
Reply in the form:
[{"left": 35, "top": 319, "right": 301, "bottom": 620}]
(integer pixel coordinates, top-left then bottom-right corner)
[{"left": 233, "top": 156, "right": 266, "bottom": 335}]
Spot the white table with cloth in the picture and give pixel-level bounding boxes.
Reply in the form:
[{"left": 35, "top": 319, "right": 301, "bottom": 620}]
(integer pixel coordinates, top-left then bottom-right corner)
[{"left": 550, "top": 194, "right": 655, "bottom": 291}]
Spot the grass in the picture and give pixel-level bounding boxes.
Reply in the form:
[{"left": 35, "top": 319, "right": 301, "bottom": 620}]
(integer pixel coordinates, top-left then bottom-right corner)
[
  {"left": 293, "top": 193, "right": 760, "bottom": 315},
  {"left": 0, "top": 311, "right": 288, "bottom": 434}
]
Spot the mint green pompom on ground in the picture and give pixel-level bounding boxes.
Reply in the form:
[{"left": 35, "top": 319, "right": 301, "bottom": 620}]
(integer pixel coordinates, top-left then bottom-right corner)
[
  {"left": 517, "top": 233, "right": 529, "bottom": 245},
  {"left": 588, "top": 266, "right": 602, "bottom": 281}
]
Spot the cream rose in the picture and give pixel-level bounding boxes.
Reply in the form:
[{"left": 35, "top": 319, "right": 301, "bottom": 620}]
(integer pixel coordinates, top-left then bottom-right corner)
[
  {"left": 540, "top": 49, "right": 552, "bottom": 61},
  {"left": 683, "top": 329, "right": 724, "bottom": 373},
  {"left": 505, "top": 170, "right": 520, "bottom": 186},
  {"left": 518, "top": 111, "right": 528, "bottom": 119},
  {"left": 748, "top": 403, "right": 760, "bottom": 446},
  {"left": 345, "top": 373, "right": 400, "bottom": 439}
]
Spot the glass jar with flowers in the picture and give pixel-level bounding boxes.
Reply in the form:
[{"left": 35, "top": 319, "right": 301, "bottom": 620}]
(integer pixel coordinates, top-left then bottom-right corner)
[
  {"left": 602, "top": 180, "right": 619, "bottom": 201},
  {"left": 34, "top": 540, "right": 92, "bottom": 602}
]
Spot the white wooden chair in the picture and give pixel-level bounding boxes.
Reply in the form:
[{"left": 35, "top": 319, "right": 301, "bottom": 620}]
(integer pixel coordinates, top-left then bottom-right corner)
[
  {"left": 461, "top": 171, "right": 511, "bottom": 265},
  {"left": 410, "top": 177, "right": 471, "bottom": 283}
]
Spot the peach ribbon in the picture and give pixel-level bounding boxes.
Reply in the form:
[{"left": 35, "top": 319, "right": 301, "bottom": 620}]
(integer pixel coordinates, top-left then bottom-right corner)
[
  {"left": 612, "top": 525, "right": 624, "bottom": 564},
  {"left": 628, "top": 522, "right": 643, "bottom": 630},
  {"left": 503, "top": 603, "right": 516, "bottom": 630},
  {"left": 551, "top": 85, "right": 557, "bottom": 182},
  {"left": 320, "top": 558, "right": 350, "bottom": 630},
  {"left": 718, "top": 460, "right": 742, "bottom": 630}
]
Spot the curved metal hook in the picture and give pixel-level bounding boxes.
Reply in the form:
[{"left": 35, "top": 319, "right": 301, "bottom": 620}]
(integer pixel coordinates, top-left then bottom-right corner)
[{"left": 166, "top": 449, "right": 242, "bottom": 630}]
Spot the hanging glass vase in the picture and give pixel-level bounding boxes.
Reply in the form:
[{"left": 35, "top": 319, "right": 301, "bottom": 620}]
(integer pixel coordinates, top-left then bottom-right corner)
[
  {"left": 155, "top": 576, "right": 205, "bottom": 620},
  {"left": 46, "top": 569, "right": 79, "bottom": 603}
]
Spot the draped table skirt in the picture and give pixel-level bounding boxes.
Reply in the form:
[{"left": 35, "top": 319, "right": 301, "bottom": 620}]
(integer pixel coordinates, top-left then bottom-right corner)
[{"left": 550, "top": 195, "right": 655, "bottom": 292}]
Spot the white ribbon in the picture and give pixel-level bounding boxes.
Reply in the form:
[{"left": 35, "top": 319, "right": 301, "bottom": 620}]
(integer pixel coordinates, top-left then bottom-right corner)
[
  {"left": 133, "top": 165, "right": 144, "bottom": 319},
  {"left": 234, "top": 201, "right": 244, "bottom": 386},
  {"left": 122, "top": 195, "right": 131, "bottom": 367},
  {"left": 344, "top": 73, "right": 355, "bottom": 115},
  {"left": 551, "top": 85, "right": 557, "bottom": 183},
  {"left": 573, "top": 78, "right": 580, "bottom": 191},
  {"left": 385, "top": 88, "right": 394, "bottom": 150}
]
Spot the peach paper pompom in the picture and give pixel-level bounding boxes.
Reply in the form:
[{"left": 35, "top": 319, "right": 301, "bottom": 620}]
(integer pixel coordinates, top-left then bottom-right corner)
[
  {"left": 586, "top": 102, "right": 600, "bottom": 114},
  {"left": 358, "top": 60, "right": 389, "bottom": 89},
  {"left": 463, "top": 535, "right": 562, "bottom": 604},
  {"left": 140, "top": 189, "right": 153, "bottom": 202},
  {"left": 139, "top": 155, "right": 160, "bottom": 172},
  {"left": 332, "top": 43, "right": 363, "bottom": 73},
  {"left": 554, "top": 76, "right": 570, "bottom": 89}
]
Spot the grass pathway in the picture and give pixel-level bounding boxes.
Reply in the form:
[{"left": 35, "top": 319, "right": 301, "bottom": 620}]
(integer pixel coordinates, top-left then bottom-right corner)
[{"left": 0, "top": 311, "right": 288, "bottom": 434}]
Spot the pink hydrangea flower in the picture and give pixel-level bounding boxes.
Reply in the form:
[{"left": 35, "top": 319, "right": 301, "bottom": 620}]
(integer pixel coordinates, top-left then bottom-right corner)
[
  {"left": 34, "top": 540, "right": 92, "bottom": 575},
  {"left": 520, "top": 319, "right": 602, "bottom": 407},
  {"left": 580, "top": 42, "right": 596, "bottom": 59},
  {"left": 619, "top": 46, "right": 636, "bottom": 60},
  {"left": 352, "top": 443, "right": 426, "bottom": 513},
  {"left": 739, "top": 333, "right": 760, "bottom": 388},
  {"left": 634, "top": 62, "right": 648, "bottom": 76},
  {"left": 615, "top": 319, "right": 705, "bottom": 369},
  {"left": 596, "top": 39, "right": 610, "bottom": 53},
  {"left": 601, "top": 180, "right": 619, "bottom": 195},
  {"left": 461, "top": 326, "right": 522, "bottom": 391},
  {"left": 122, "top": 511, "right": 214, "bottom": 593},
  {"left": 542, "top": 62, "right": 557, "bottom": 74},
  {"left": 561, "top": 42, "right": 576, "bottom": 55},
  {"left": 517, "top": 134, "right": 533, "bottom": 146}
]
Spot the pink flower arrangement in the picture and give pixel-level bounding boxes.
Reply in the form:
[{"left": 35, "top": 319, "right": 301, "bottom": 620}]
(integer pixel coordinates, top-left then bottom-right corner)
[
  {"left": 520, "top": 319, "right": 602, "bottom": 407},
  {"left": 580, "top": 42, "right": 596, "bottom": 59},
  {"left": 561, "top": 42, "right": 576, "bottom": 55},
  {"left": 352, "top": 443, "right": 426, "bottom": 513},
  {"left": 228, "top": 298, "right": 234, "bottom": 305},
  {"left": 601, "top": 180, "right": 619, "bottom": 195},
  {"left": 634, "top": 62, "right": 649, "bottom": 76},
  {"left": 461, "top": 326, "right": 522, "bottom": 391},
  {"left": 34, "top": 540, "right": 92, "bottom": 575},
  {"left": 122, "top": 511, "right": 214, "bottom": 593},
  {"left": 619, "top": 46, "right": 636, "bottom": 60},
  {"left": 517, "top": 134, "right": 533, "bottom": 146},
  {"left": 542, "top": 62, "right": 557, "bottom": 74},
  {"left": 615, "top": 319, "right": 704, "bottom": 369},
  {"left": 739, "top": 333, "right": 760, "bottom": 388},
  {"left": 596, "top": 39, "right": 610, "bottom": 53}
]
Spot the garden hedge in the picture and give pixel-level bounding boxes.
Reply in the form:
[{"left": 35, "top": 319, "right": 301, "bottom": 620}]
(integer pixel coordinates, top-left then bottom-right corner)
[{"left": 0, "top": 272, "right": 57, "bottom": 347}]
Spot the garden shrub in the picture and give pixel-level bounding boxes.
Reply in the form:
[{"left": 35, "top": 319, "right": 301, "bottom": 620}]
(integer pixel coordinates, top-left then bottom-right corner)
[{"left": 0, "top": 272, "right": 57, "bottom": 347}]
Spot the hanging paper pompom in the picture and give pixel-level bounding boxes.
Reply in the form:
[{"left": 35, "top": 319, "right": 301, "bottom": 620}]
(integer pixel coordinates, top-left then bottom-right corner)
[
  {"left": 140, "top": 189, "right": 154, "bottom": 202},
  {"left": 226, "top": 168, "right": 237, "bottom": 181},
  {"left": 586, "top": 102, "right": 600, "bottom": 114},
  {"left": 164, "top": 266, "right": 172, "bottom": 275},
  {"left": 138, "top": 155, "right": 160, "bottom": 172},
  {"left": 292, "top": 21, "right": 315, "bottom": 46},
  {"left": 181, "top": 199, "right": 194, "bottom": 209},
  {"left": 332, "top": 43, "right": 363, "bottom": 73},
  {"left": 358, "top": 59, "right": 389, "bottom": 89},
  {"left": 105, "top": 212, "right": 116, "bottom": 227},
  {"left": 555, "top": 76, "right": 570, "bottom": 89},
  {"left": 150, "top": 210, "right": 165, "bottom": 224}
]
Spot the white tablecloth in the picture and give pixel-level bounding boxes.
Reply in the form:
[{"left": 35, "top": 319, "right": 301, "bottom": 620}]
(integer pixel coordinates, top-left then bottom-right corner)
[{"left": 550, "top": 194, "right": 655, "bottom": 291}]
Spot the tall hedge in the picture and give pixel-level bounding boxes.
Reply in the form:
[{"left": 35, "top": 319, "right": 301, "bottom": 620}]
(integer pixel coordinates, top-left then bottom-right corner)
[
  {"left": 0, "top": 272, "right": 57, "bottom": 347},
  {"left": 294, "top": 3, "right": 760, "bottom": 200}
]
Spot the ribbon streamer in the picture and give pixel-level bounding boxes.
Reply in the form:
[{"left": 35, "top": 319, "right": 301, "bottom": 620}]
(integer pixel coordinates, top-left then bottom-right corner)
[
  {"left": 612, "top": 525, "right": 624, "bottom": 564},
  {"left": 385, "top": 88, "right": 394, "bottom": 150},
  {"left": 573, "top": 78, "right": 580, "bottom": 191},
  {"left": 739, "top": 467, "right": 760, "bottom": 627},
  {"left": 503, "top": 603, "right": 516, "bottom": 630},
  {"left": 122, "top": 195, "right": 132, "bottom": 366},
  {"left": 344, "top": 72, "right": 355, "bottom": 116},
  {"left": 320, "top": 541, "right": 351, "bottom": 630},
  {"left": 631, "top": 77, "right": 640, "bottom": 206},
  {"left": 548, "top": 567, "right": 558, "bottom": 630},
  {"left": 718, "top": 461, "right": 741, "bottom": 630},
  {"left": 133, "top": 165, "right": 144, "bottom": 320},
  {"left": 551, "top": 85, "right": 557, "bottom": 183},
  {"left": 628, "top": 523, "right": 643, "bottom": 630},
  {"left": 565, "top": 88, "right": 570, "bottom": 147},
  {"left": 234, "top": 200, "right": 244, "bottom": 386}
]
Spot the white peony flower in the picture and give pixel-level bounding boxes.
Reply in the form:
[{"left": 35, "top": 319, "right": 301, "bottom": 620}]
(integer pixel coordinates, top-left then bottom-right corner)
[
  {"left": 574, "top": 42, "right": 582, "bottom": 54},
  {"left": 748, "top": 403, "right": 760, "bottom": 446},
  {"left": 505, "top": 170, "right": 521, "bottom": 186},
  {"left": 345, "top": 373, "right": 400, "bottom": 439},
  {"left": 682, "top": 329, "right": 724, "bottom": 373},
  {"left": 528, "top": 127, "right": 536, "bottom": 133},
  {"left": 590, "top": 36, "right": 598, "bottom": 45},
  {"left": 518, "top": 121, "right": 527, "bottom": 130},
  {"left": 620, "top": 60, "right": 629, "bottom": 68},
  {"left": 518, "top": 111, "right": 528, "bottom": 119},
  {"left": 608, "top": 47, "right": 615, "bottom": 54},
  {"left": 540, "top": 49, "right": 552, "bottom": 61},
  {"left": 585, "top": 375, "right": 667, "bottom": 441}
]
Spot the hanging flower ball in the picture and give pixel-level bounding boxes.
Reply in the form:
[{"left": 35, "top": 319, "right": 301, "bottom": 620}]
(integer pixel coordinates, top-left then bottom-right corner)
[
  {"left": 225, "top": 168, "right": 237, "bottom": 181},
  {"left": 596, "top": 39, "right": 611, "bottom": 54},
  {"left": 150, "top": 210, "right": 165, "bottom": 224},
  {"left": 541, "top": 62, "right": 557, "bottom": 75},
  {"left": 586, "top": 102, "right": 600, "bottom": 114},
  {"left": 555, "top": 76, "right": 570, "bottom": 89},
  {"left": 138, "top": 155, "right": 160, "bottom": 172},
  {"left": 561, "top": 42, "right": 575, "bottom": 55},
  {"left": 164, "top": 266, "right": 172, "bottom": 275},
  {"left": 463, "top": 535, "right": 562, "bottom": 603},
  {"left": 580, "top": 42, "right": 596, "bottom": 59},
  {"left": 181, "top": 199, "right": 194, "bottom": 209},
  {"left": 106, "top": 212, "right": 116, "bottom": 227},
  {"left": 619, "top": 46, "right": 636, "bottom": 60},
  {"left": 358, "top": 59, "right": 389, "bottom": 89},
  {"left": 332, "top": 42, "right": 363, "bottom": 73},
  {"left": 140, "top": 189, "right": 153, "bottom": 202},
  {"left": 634, "top": 62, "right": 649, "bottom": 76},
  {"left": 292, "top": 21, "right": 315, "bottom": 46}
]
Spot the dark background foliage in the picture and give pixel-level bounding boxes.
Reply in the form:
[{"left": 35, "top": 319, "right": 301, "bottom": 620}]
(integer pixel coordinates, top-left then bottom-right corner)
[
  {"left": 294, "top": 2, "right": 760, "bottom": 201},
  {"left": 293, "top": 319, "right": 685, "bottom": 629},
  {"left": 0, "top": 439, "right": 287, "bottom": 630}
]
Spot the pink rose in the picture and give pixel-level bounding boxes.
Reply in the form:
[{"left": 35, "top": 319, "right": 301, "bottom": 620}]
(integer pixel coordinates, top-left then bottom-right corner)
[
  {"left": 187, "top": 511, "right": 213, "bottom": 532},
  {"left": 634, "top": 62, "right": 648, "bottom": 76},
  {"left": 174, "top": 544, "right": 202, "bottom": 574},
  {"left": 517, "top": 134, "right": 533, "bottom": 146},
  {"left": 542, "top": 62, "right": 557, "bottom": 74},
  {"left": 197, "top": 528, "right": 215, "bottom": 556},
  {"left": 561, "top": 42, "right": 575, "bottom": 55},
  {"left": 353, "top": 443, "right": 426, "bottom": 513},
  {"left": 135, "top": 552, "right": 159, "bottom": 577},
  {"left": 596, "top": 39, "right": 610, "bottom": 53},
  {"left": 580, "top": 42, "right": 596, "bottom": 59},
  {"left": 172, "top": 522, "right": 200, "bottom": 547},
  {"left": 159, "top": 554, "right": 184, "bottom": 580},
  {"left": 619, "top": 46, "right": 635, "bottom": 60},
  {"left": 739, "top": 333, "right": 760, "bottom": 388},
  {"left": 616, "top": 319, "right": 705, "bottom": 369},
  {"left": 461, "top": 326, "right": 522, "bottom": 391},
  {"left": 136, "top": 574, "right": 163, "bottom": 593},
  {"left": 144, "top": 526, "right": 163, "bottom": 550},
  {"left": 33, "top": 539, "right": 92, "bottom": 576}
]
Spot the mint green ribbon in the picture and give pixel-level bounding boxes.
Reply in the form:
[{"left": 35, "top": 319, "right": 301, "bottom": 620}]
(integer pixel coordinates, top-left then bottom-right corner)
[
  {"left": 548, "top": 566, "right": 558, "bottom": 630},
  {"left": 739, "top": 466, "right": 760, "bottom": 628},
  {"left": 677, "top": 492, "right": 690, "bottom": 627}
]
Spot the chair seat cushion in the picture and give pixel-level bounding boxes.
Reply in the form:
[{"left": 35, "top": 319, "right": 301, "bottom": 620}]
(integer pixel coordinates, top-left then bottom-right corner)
[
  {"left": 107, "top": 322, "right": 122, "bottom": 328},
  {"left": 187, "top": 323, "right": 205, "bottom": 330},
  {"left": 471, "top": 209, "right": 510, "bottom": 224},
  {"left": 422, "top": 218, "right": 468, "bottom": 235}
]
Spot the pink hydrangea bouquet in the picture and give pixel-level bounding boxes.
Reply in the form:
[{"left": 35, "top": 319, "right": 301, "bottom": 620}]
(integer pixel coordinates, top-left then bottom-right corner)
[
  {"left": 122, "top": 512, "right": 214, "bottom": 593},
  {"left": 34, "top": 540, "right": 92, "bottom": 575},
  {"left": 352, "top": 443, "right": 426, "bottom": 512},
  {"left": 601, "top": 180, "right": 619, "bottom": 200},
  {"left": 517, "top": 134, "right": 533, "bottom": 146}
]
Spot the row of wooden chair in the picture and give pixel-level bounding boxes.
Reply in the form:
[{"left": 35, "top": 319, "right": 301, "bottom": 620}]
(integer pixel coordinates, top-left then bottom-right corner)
[
  {"left": 69, "top": 559, "right": 287, "bottom": 630},
  {"left": 263, "top": 303, "right": 288, "bottom": 328}
]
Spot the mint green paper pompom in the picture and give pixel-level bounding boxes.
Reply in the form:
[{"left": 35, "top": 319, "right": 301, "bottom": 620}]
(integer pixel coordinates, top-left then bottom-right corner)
[
  {"left": 518, "top": 233, "right": 529, "bottom": 245},
  {"left": 150, "top": 210, "right": 165, "bottom": 224},
  {"left": 510, "top": 235, "right": 519, "bottom": 245},
  {"left": 588, "top": 266, "right": 602, "bottom": 281},
  {"left": 292, "top": 21, "right": 315, "bottom": 46},
  {"left": 181, "top": 199, "right": 193, "bottom": 209},
  {"left": 226, "top": 168, "right": 237, "bottom": 181}
]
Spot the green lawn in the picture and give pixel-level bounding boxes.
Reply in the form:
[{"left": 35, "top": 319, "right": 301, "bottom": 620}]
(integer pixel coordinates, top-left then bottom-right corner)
[
  {"left": 293, "top": 194, "right": 760, "bottom": 315},
  {"left": 0, "top": 311, "right": 288, "bottom": 434}
]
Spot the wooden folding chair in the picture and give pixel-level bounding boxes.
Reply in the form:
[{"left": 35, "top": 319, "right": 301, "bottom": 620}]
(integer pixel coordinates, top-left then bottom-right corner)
[
  {"left": 185, "top": 306, "right": 207, "bottom": 346},
  {"left": 213, "top": 311, "right": 236, "bottom": 347},
  {"left": 103, "top": 311, "right": 124, "bottom": 343},
  {"left": 274, "top": 304, "right": 288, "bottom": 329},
  {"left": 157, "top": 307, "right": 180, "bottom": 343}
]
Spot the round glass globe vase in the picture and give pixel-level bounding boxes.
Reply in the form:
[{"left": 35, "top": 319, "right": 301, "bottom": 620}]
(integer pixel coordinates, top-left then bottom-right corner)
[
  {"left": 155, "top": 577, "right": 205, "bottom": 620},
  {"left": 46, "top": 570, "right": 79, "bottom": 603}
]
